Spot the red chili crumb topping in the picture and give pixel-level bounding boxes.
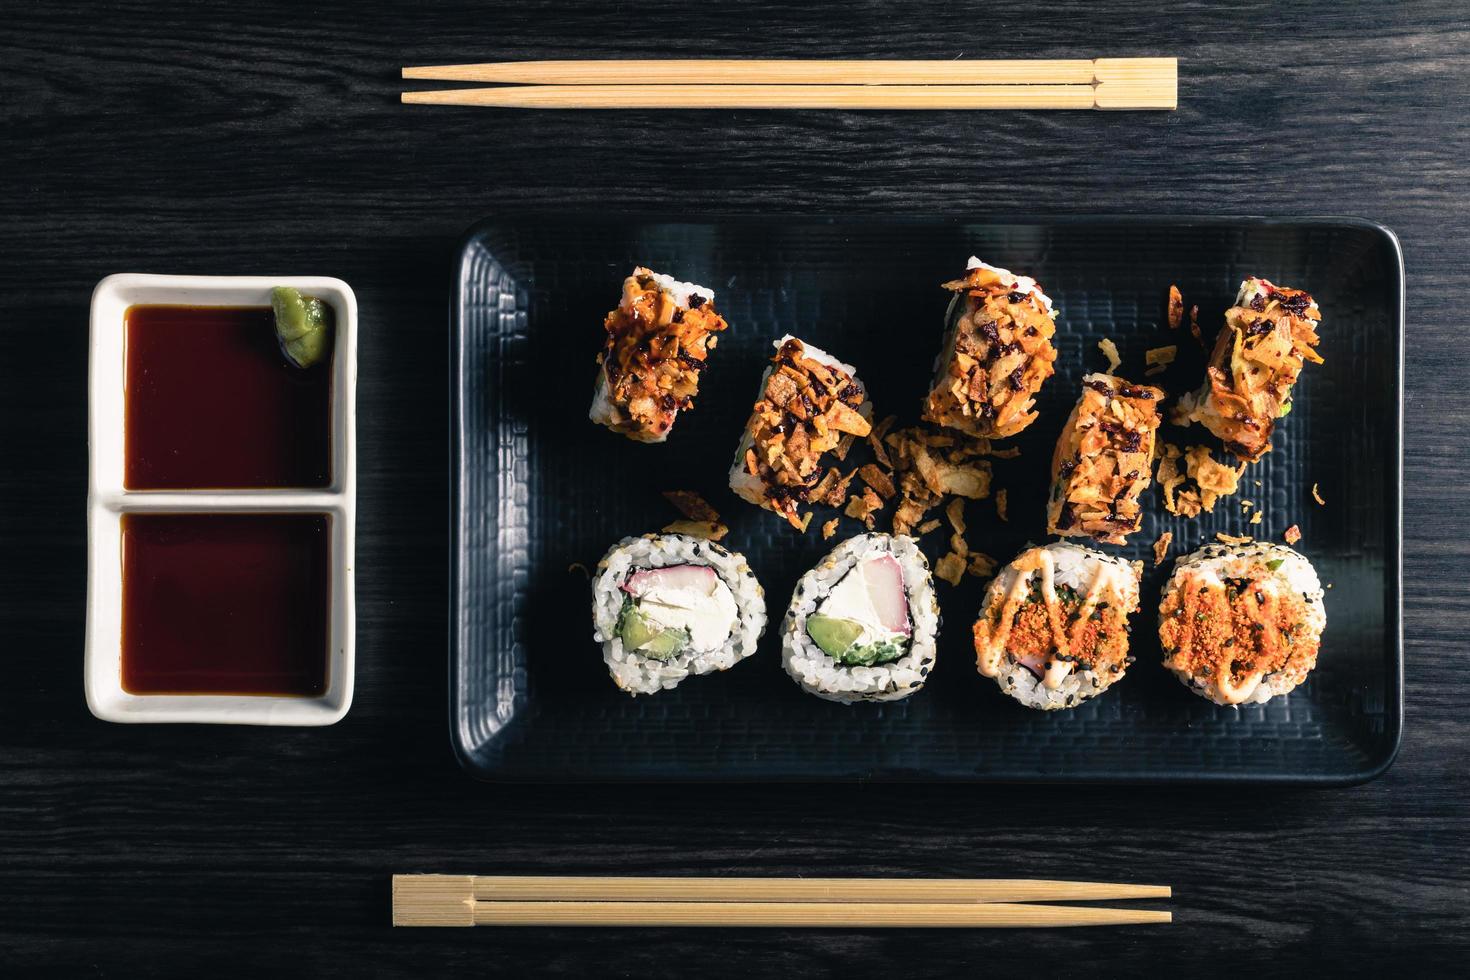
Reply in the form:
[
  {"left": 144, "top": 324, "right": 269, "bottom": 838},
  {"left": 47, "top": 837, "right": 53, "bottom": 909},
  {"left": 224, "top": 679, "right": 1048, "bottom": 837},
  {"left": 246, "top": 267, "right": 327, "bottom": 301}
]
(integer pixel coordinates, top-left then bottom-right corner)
[
  {"left": 1158, "top": 572, "right": 1318, "bottom": 685},
  {"left": 972, "top": 552, "right": 1136, "bottom": 678}
]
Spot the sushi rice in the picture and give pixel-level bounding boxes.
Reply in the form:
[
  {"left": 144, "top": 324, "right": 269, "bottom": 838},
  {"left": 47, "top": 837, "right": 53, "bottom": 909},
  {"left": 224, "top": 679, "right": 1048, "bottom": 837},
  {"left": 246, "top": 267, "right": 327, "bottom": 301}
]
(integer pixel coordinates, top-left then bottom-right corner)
[
  {"left": 781, "top": 533, "right": 940, "bottom": 704},
  {"left": 592, "top": 533, "right": 766, "bottom": 696}
]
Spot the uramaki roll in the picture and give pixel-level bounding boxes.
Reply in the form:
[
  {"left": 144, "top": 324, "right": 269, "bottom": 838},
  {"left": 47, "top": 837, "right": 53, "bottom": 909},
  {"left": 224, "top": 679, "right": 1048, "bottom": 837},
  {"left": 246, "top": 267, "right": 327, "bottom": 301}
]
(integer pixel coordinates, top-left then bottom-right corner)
[
  {"left": 728, "top": 336, "right": 873, "bottom": 529},
  {"left": 1172, "top": 277, "right": 1323, "bottom": 462},
  {"left": 1046, "top": 373, "right": 1164, "bottom": 545},
  {"left": 781, "top": 534, "right": 939, "bottom": 704},
  {"left": 973, "top": 542, "right": 1141, "bottom": 710},
  {"left": 590, "top": 268, "right": 728, "bottom": 443},
  {"left": 591, "top": 534, "right": 766, "bottom": 696},
  {"left": 1158, "top": 541, "right": 1326, "bottom": 707},
  {"left": 922, "top": 257, "right": 1058, "bottom": 439}
]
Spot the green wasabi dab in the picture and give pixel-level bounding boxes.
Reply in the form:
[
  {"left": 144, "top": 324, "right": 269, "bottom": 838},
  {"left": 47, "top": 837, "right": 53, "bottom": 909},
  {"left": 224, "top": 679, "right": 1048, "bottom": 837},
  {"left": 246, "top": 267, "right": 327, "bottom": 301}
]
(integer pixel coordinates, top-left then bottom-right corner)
[{"left": 271, "top": 286, "right": 333, "bottom": 369}]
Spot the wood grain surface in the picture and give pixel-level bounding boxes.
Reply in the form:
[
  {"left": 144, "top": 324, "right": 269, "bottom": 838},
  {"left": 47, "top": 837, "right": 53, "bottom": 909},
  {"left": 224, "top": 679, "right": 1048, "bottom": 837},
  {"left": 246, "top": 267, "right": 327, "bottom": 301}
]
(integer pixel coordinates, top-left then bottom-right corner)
[{"left": 1, "top": 1, "right": 1467, "bottom": 975}]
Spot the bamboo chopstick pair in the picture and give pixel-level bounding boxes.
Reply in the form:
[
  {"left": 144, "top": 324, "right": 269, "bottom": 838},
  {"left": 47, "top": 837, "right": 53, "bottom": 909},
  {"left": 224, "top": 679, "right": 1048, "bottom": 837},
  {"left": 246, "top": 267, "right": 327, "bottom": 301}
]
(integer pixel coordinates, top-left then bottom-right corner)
[
  {"left": 400, "top": 58, "right": 1177, "bottom": 110},
  {"left": 392, "top": 875, "right": 1173, "bottom": 928}
]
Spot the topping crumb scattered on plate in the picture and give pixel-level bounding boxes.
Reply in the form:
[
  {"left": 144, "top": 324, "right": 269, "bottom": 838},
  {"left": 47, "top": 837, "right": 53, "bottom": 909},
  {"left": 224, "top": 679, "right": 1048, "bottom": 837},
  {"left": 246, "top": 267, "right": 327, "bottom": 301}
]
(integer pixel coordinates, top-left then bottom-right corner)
[
  {"left": 867, "top": 414, "right": 896, "bottom": 468},
  {"left": 995, "top": 488, "right": 1008, "bottom": 521},
  {"left": 935, "top": 551, "right": 966, "bottom": 586},
  {"left": 1145, "top": 345, "right": 1177, "bottom": 374},
  {"left": 1167, "top": 285, "right": 1185, "bottom": 330},
  {"left": 859, "top": 463, "right": 895, "bottom": 499},
  {"left": 1098, "top": 337, "right": 1122, "bottom": 372},
  {"left": 1153, "top": 531, "right": 1173, "bottom": 566},
  {"left": 661, "top": 519, "right": 729, "bottom": 541},
  {"left": 1216, "top": 532, "right": 1253, "bottom": 545},
  {"left": 662, "top": 489, "right": 721, "bottom": 522},
  {"left": 1284, "top": 524, "right": 1302, "bottom": 545},
  {"left": 1312, "top": 483, "right": 1326, "bottom": 505},
  {"left": 1158, "top": 442, "right": 1246, "bottom": 517},
  {"left": 821, "top": 517, "right": 839, "bottom": 540},
  {"left": 967, "top": 552, "right": 997, "bottom": 579},
  {"left": 882, "top": 426, "right": 993, "bottom": 536},
  {"left": 844, "top": 487, "right": 883, "bottom": 529}
]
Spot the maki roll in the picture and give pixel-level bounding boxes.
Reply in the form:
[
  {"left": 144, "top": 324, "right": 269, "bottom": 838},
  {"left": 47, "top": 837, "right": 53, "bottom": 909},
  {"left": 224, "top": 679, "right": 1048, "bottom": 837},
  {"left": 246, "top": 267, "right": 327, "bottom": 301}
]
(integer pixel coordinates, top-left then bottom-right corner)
[
  {"left": 973, "top": 542, "right": 1142, "bottom": 710},
  {"left": 1158, "top": 541, "right": 1326, "bottom": 706},
  {"left": 1173, "top": 277, "right": 1323, "bottom": 462},
  {"left": 1047, "top": 374, "right": 1164, "bottom": 545},
  {"left": 921, "top": 257, "right": 1058, "bottom": 439},
  {"left": 781, "top": 534, "right": 939, "bottom": 703},
  {"left": 729, "top": 336, "right": 873, "bottom": 529},
  {"left": 592, "top": 534, "right": 766, "bottom": 696},
  {"left": 590, "top": 268, "right": 728, "bottom": 442}
]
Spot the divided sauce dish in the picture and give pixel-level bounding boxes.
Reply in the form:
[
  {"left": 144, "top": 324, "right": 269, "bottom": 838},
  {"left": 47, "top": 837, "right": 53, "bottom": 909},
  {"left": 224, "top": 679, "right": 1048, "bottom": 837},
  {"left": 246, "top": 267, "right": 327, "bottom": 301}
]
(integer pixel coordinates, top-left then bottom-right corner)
[{"left": 86, "top": 274, "right": 357, "bottom": 725}]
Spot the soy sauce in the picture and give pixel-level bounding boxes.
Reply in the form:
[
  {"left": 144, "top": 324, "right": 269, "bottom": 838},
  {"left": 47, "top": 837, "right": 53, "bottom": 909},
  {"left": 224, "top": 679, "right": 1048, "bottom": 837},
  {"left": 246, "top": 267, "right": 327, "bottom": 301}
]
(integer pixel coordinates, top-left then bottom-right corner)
[
  {"left": 124, "top": 305, "right": 331, "bottom": 489},
  {"left": 120, "top": 513, "right": 331, "bottom": 696}
]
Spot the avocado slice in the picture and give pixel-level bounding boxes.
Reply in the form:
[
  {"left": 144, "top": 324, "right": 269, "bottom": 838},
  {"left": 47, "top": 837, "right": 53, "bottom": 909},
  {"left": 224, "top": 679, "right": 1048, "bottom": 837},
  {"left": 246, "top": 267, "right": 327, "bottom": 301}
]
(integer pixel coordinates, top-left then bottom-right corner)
[
  {"left": 637, "top": 628, "right": 689, "bottom": 661},
  {"left": 618, "top": 602, "right": 689, "bottom": 660},
  {"left": 806, "top": 614, "right": 864, "bottom": 659},
  {"left": 619, "top": 603, "right": 662, "bottom": 650}
]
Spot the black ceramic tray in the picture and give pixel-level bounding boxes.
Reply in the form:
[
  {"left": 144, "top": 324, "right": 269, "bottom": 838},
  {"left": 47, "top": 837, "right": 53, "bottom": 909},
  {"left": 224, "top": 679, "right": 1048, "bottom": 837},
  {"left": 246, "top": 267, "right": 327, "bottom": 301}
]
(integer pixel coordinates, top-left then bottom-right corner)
[{"left": 451, "top": 216, "right": 1402, "bottom": 783}]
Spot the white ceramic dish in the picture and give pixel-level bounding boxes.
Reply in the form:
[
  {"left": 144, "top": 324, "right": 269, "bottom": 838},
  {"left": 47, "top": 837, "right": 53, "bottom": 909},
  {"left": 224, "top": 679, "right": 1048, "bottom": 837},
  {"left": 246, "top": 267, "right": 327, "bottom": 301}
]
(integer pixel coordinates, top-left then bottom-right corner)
[{"left": 85, "top": 274, "right": 357, "bottom": 725}]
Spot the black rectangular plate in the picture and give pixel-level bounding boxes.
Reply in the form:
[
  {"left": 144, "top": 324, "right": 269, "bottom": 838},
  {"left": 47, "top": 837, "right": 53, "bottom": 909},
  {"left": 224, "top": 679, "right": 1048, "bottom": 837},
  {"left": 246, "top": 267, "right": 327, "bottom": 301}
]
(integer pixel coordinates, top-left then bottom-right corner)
[{"left": 451, "top": 216, "right": 1402, "bottom": 784}]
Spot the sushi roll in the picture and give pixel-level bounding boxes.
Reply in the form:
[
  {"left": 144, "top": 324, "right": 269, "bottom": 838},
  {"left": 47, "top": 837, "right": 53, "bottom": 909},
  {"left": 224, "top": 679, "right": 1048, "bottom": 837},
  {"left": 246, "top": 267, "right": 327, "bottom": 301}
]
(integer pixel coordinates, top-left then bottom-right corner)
[
  {"left": 781, "top": 533, "right": 939, "bottom": 703},
  {"left": 729, "top": 336, "right": 873, "bottom": 529},
  {"left": 589, "top": 267, "right": 728, "bottom": 443},
  {"left": 1173, "top": 277, "right": 1323, "bottom": 462},
  {"left": 921, "top": 257, "right": 1059, "bottom": 439},
  {"left": 1158, "top": 541, "right": 1326, "bottom": 706},
  {"left": 972, "top": 542, "right": 1142, "bottom": 710},
  {"left": 591, "top": 534, "right": 766, "bottom": 696},
  {"left": 1046, "top": 373, "right": 1164, "bottom": 545}
]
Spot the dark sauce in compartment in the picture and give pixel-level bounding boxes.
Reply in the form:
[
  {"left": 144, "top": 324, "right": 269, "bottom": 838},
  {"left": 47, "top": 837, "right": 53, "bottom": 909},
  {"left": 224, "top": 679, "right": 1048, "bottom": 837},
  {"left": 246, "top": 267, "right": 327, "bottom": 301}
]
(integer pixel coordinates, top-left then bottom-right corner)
[
  {"left": 120, "top": 513, "right": 331, "bottom": 697},
  {"left": 124, "top": 305, "right": 331, "bottom": 489}
]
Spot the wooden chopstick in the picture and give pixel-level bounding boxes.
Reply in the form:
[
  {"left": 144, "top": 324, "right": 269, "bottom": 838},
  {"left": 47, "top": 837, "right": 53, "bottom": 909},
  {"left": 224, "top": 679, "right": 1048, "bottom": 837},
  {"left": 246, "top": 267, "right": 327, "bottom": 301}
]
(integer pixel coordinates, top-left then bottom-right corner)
[
  {"left": 402, "top": 84, "right": 1098, "bottom": 110},
  {"left": 392, "top": 875, "right": 1173, "bottom": 928},
  {"left": 402, "top": 58, "right": 1102, "bottom": 86},
  {"left": 398, "top": 58, "right": 1177, "bottom": 111},
  {"left": 464, "top": 874, "right": 1171, "bottom": 904},
  {"left": 466, "top": 901, "right": 1172, "bottom": 928}
]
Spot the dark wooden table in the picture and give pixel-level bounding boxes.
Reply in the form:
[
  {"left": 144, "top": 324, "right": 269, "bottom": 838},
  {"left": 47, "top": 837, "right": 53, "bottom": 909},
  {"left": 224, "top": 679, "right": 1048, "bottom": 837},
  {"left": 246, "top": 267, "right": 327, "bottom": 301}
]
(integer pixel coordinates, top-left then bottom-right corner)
[{"left": 3, "top": 1, "right": 1467, "bottom": 974}]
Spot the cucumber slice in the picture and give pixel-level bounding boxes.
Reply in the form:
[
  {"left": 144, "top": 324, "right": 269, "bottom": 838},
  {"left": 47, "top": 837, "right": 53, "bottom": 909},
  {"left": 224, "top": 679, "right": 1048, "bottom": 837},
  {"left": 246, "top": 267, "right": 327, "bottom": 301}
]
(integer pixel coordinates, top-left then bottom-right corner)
[
  {"left": 806, "top": 614, "right": 864, "bottom": 659},
  {"left": 836, "top": 639, "right": 905, "bottom": 667}
]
